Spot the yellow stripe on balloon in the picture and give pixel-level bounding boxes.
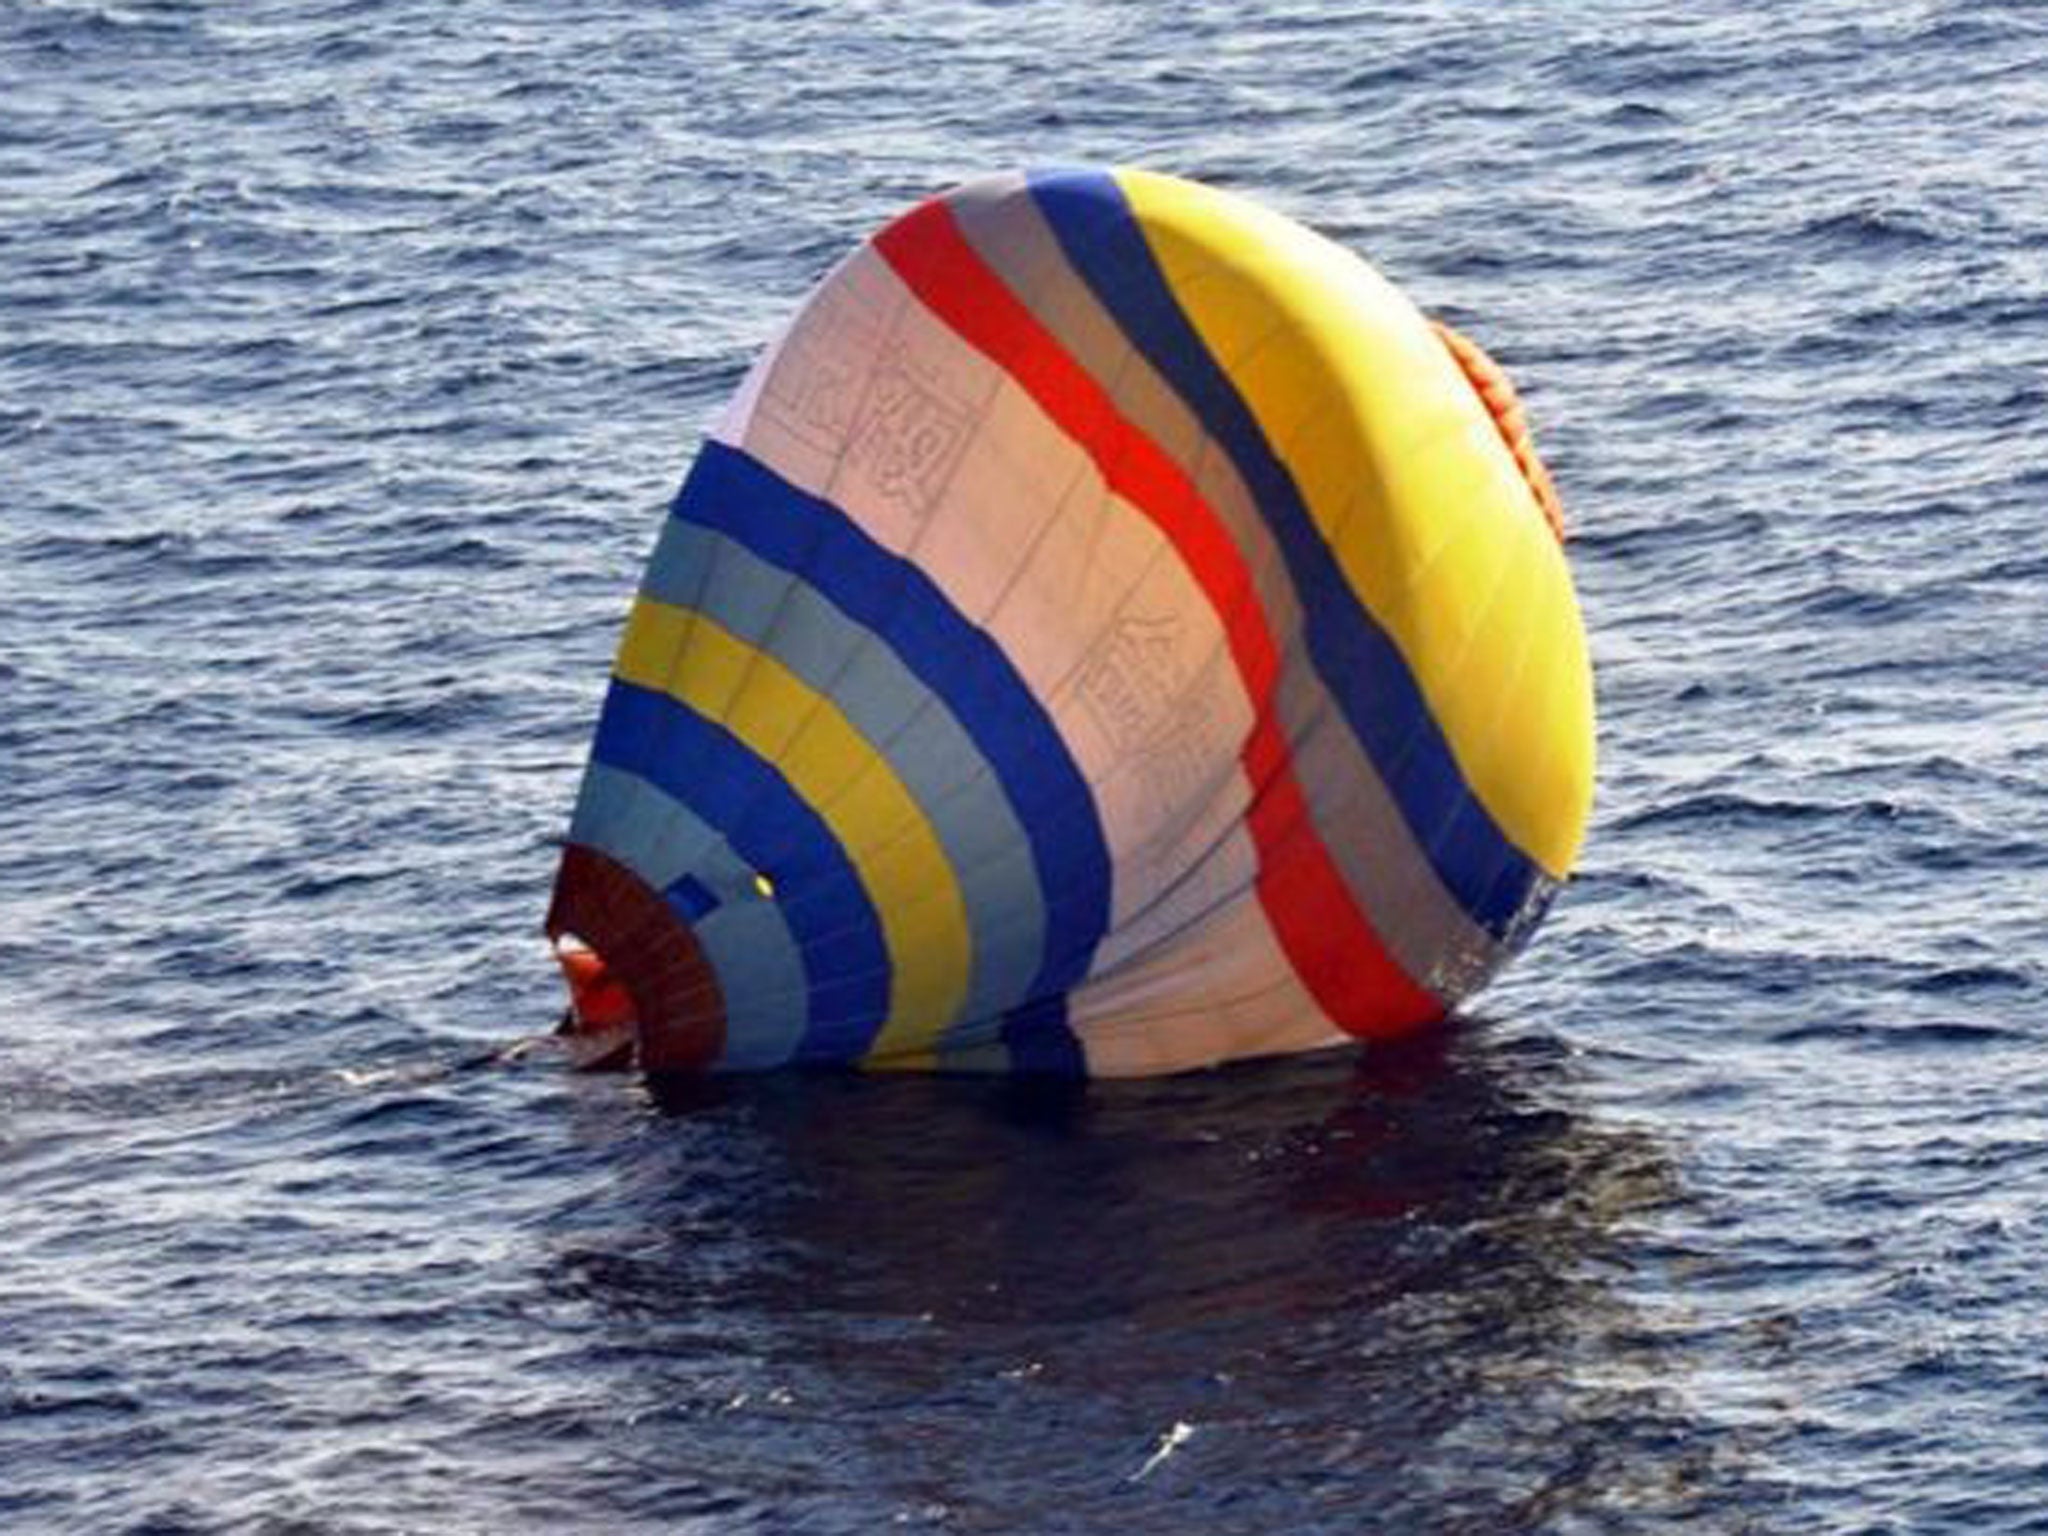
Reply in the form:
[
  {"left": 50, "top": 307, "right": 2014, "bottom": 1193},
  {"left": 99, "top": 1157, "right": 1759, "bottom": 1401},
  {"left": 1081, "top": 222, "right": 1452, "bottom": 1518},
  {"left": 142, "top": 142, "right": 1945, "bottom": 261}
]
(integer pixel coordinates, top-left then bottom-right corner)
[
  {"left": 1113, "top": 168, "right": 1595, "bottom": 879},
  {"left": 615, "top": 597, "right": 973, "bottom": 1059}
]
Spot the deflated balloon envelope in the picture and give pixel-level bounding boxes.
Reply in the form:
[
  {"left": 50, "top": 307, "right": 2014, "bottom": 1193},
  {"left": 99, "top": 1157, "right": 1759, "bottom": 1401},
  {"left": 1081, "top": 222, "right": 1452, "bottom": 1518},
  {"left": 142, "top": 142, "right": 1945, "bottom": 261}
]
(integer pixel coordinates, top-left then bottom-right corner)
[{"left": 547, "top": 166, "right": 1595, "bottom": 1078}]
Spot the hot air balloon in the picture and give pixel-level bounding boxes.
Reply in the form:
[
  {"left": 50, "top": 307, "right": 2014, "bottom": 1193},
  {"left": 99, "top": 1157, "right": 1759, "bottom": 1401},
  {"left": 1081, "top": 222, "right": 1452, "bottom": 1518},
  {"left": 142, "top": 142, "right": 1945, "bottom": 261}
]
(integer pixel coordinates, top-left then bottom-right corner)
[{"left": 546, "top": 167, "right": 1594, "bottom": 1077}]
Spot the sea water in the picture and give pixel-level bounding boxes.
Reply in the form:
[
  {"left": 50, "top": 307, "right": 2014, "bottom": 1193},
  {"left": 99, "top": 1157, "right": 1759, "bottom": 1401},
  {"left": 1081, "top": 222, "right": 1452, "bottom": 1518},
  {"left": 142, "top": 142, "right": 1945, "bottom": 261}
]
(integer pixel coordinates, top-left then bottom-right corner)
[{"left": 4, "top": 2, "right": 2046, "bottom": 1529}]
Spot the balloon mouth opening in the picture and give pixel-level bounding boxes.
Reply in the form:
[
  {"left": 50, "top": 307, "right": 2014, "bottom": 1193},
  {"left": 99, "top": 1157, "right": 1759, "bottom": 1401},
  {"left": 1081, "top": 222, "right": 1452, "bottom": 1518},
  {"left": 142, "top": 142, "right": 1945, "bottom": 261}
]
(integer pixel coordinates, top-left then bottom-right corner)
[
  {"left": 552, "top": 931, "right": 639, "bottom": 1070},
  {"left": 546, "top": 845, "right": 728, "bottom": 1074}
]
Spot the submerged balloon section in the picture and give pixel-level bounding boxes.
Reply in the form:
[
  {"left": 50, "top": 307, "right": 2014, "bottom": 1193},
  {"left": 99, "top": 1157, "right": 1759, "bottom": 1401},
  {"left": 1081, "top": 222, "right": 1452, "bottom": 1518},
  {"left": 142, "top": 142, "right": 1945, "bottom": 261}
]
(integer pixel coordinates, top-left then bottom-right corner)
[{"left": 547, "top": 168, "right": 1595, "bottom": 1077}]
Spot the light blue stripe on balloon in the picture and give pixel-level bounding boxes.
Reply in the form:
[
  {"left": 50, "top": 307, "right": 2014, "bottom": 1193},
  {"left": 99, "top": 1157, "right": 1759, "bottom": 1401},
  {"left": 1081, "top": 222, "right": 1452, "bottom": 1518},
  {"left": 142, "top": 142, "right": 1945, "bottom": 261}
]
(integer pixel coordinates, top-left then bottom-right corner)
[
  {"left": 689, "top": 898, "right": 812, "bottom": 1069},
  {"left": 674, "top": 444, "right": 1110, "bottom": 1013},
  {"left": 569, "top": 760, "right": 811, "bottom": 1068},
  {"left": 569, "top": 759, "right": 720, "bottom": 892},
  {"left": 639, "top": 516, "right": 1049, "bottom": 1044}
]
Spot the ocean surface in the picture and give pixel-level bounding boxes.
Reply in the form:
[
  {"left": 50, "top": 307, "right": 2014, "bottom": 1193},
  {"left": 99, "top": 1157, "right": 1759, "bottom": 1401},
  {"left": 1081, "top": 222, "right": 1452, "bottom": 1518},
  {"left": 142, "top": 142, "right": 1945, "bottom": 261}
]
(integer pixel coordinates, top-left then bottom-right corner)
[{"left": 4, "top": 1, "right": 2046, "bottom": 1530}]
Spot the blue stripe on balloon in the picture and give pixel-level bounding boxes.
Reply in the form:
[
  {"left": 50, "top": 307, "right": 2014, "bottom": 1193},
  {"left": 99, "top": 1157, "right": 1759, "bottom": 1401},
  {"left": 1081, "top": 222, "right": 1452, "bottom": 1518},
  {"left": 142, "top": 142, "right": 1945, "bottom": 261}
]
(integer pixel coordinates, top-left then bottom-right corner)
[
  {"left": 591, "top": 679, "right": 891, "bottom": 1063},
  {"left": 1024, "top": 168, "right": 1540, "bottom": 939},
  {"left": 637, "top": 517, "right": 1050, "bottom": 1038},
  {"left": 1000, "top": 993, "right": 1086, "bottom": 1077},
  {"left": 671, "top": 440, "right": 1112, "bottom": 1000}
]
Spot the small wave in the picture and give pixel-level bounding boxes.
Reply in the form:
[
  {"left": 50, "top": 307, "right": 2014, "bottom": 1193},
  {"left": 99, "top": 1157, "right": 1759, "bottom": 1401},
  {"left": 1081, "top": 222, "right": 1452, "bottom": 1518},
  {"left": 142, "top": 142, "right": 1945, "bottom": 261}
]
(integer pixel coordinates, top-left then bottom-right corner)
[
  {"left": 13, "top": 4, "right": 198, "bottom": 51},
  {"left": 1799, "top": 204, "right": 1946, "bottom": 252},
  {"left": 1425, "top": 244, "right": 1514, "bottom": 277},
  {"left": 1970, "top": 550, "right": 2048, "bottom": 585},
  {"left": 1600, "top": 101, "right": 1679, "bottom": 128},
  {"left": 20, "top": 526, "right": 196, "bottom": 563},
  {"left": 330, "top": 1091, "right": 459, "bottom": 1135},
  {"left": 308, "top": 31, "right": 382, "bottom": 65},
  {"left": 1613, "top": 387, "right": 1742, "bottom": 425},
  {"left": 406, "top": 115, "right": 507, "bottom": 150},
  {"left": 1613, "top": 791, "right": 1905, "bottom": 834},
  {"left": 1902, "top": 965, "right": 2035, "bottom": 997},
  {"left": 305, "top": 691, "right": 503, "bottom": 735},
  {"left": 492, "top": 77, "right": 579, "bottom": 104},
  {"left": 1768, "top": 1019, "right": 2017, "bottom": 1049},
  {"left": 357, "top": 535, "right": 526, "bottom": 572},
  {"left": 0, "top": 1378, "right": 147, "bottom": 1422},
  {"left": 1790, "top": 578, "right": 1950, "bottom": 623},
  {"left": 447, "top": 243, "right": 537, "bottom": 276},
  {"left": 1567, "top": 508, "right": 1767, "bottom": 558},
  {"left": 279, "top": 868, "right": 393, "bottom": 902},
  {"left": 1338, "top": 60, "right": 1436, "bottom": 93},
  {"left": 1906, "top": 12, "right": 2048, "bottom": 52}
]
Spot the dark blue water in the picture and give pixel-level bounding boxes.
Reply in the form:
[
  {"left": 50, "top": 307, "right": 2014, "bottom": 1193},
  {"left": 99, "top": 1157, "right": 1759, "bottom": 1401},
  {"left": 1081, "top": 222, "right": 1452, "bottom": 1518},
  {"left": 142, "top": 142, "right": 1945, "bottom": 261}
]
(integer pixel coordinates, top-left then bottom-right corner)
[{"left": 5, "top": 2, "right": 2046, "bottom": 1530}]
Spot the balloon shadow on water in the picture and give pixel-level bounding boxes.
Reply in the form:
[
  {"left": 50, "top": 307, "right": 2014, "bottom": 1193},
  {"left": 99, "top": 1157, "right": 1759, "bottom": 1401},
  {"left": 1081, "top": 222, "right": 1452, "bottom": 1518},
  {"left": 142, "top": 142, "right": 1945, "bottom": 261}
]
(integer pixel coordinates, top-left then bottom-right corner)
[{"left": 537, "top": 1024, "right": 1745, "bottom": 1533}]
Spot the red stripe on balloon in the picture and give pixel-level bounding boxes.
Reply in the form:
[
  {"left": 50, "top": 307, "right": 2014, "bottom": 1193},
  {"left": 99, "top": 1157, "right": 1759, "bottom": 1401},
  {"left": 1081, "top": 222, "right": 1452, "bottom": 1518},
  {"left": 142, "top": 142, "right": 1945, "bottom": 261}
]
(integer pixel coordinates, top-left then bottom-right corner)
[{"left": 875, "top": 198, "right": 1441, "bottom": 1038}]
